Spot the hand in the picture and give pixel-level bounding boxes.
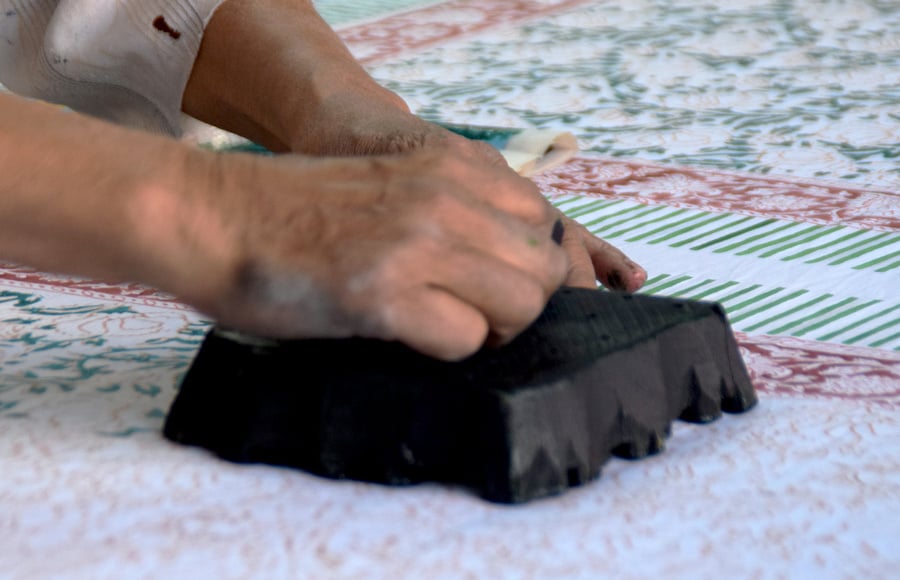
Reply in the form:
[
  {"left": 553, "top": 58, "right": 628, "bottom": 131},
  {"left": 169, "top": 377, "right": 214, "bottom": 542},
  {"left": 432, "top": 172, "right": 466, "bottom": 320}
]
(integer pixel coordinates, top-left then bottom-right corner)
[
  {"left": 185, "top": 148, "right": 568, "bottom": 361},
  {"left": 286, "top": 95, "right": 647, "bottom": 292},
  {"left": 182, "top": 0, "right": 646, "bottom": 307}
]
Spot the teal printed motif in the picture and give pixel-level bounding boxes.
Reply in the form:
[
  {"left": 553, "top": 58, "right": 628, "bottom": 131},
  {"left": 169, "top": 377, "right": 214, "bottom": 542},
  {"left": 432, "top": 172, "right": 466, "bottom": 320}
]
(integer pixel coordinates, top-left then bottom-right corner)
[
  {"left": 373, "top": 0, "right": 900, "bottom": 188},
  {"left": 437, "top": 123, "right": 521, "bottom": 150},
  {"left": 314, "top": 0, "right": 447, "bottom": 26},
  {"left": 0, "top": 288, "right": 208, "bottom": 432}
]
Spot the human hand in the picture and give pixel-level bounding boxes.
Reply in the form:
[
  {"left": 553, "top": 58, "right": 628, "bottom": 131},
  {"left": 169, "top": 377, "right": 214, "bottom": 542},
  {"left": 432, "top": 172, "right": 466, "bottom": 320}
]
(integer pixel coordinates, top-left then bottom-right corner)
[
  {"left": 288, "top": 94, "right": 647, "bottom": 293},
  {"left": 181, "top": 0, "right": 645, "bottom": 298},
  {"left": 181, "top": 148, "right": 568, "bottom": 361}
]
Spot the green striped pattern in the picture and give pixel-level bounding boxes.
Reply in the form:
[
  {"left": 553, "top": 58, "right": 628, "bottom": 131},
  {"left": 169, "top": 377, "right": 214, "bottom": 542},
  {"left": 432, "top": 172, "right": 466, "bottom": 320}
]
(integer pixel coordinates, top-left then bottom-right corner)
[
  {"left": 314, "top": 0, "right": 447, "bottom": 26},
  {"left": 553, "top": 195, "right": 899, "bottom": 350},
  {"left": 639, "top": 273, "right": 899, "bottom": 349},
  {"left": 555, "top": 196, "right": 899, "bottom": 273}
]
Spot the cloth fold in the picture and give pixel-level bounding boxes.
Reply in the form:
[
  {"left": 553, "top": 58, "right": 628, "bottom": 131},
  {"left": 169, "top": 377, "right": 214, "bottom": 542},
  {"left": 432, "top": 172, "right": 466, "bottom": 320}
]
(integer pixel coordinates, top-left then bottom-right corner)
[{"left": 0, "top": 0, "right": 226, "bottom": 135}]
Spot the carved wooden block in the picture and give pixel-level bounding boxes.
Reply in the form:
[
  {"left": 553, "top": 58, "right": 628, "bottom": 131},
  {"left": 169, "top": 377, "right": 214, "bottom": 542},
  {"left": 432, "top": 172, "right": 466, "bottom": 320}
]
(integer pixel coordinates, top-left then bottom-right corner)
[{"left": 164, "top": 288, "right": 757, "bottom": 503}]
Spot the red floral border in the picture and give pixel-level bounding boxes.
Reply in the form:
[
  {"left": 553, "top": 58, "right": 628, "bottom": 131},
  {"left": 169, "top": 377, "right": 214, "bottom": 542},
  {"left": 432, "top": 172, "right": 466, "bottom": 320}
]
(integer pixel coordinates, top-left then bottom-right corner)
[
  {"left": 338, "top": 0, "right": 595, "bottom": 65},
  {"left": 337, "top": 2, "right": 899, "bottom": 231},
  {"left": 534, "top": 156, "right": 900, "bottom": 231},
  {"left": 0, "top": 264, "right": 188, "bottom": 310},
  {"left": 737, "top": 332, "right": 900, "bottom": 406}
]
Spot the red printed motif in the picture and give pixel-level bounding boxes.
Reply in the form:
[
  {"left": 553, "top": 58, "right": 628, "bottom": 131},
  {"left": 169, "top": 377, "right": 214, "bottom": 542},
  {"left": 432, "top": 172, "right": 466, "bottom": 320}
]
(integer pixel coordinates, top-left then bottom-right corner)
[
  {"left": 339, "top": 0, "right": 595, "bottom": 64},
  {"left": 534, "top": 156, "right": 900, "bottom": 231},
  {"left": 0, "top": 263, "right": 188, "bottom": 309},
  {"left": 738, "top": 332, "right": 900, "bottom": 406}
]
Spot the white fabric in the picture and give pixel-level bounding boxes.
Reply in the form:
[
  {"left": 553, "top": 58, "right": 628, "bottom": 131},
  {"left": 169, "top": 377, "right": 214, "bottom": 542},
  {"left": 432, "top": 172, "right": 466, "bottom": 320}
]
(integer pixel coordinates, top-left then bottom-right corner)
[{"left": 0, "top": 0, "right": 226, "bottom": 135}]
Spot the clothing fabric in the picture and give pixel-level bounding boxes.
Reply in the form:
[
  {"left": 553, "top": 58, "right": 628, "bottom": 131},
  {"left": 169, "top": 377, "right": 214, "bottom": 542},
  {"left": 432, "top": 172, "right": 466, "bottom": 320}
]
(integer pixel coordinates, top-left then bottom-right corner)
[{"left": 0, "top": 0, "right": 226, "bottom": 135}]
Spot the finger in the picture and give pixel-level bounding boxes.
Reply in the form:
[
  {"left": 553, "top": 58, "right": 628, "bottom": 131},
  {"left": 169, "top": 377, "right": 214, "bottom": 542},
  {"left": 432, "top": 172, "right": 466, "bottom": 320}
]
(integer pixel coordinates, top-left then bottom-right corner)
[
  {"left": 420, "top": 196, "right": 568, "bottom": 297},
  {"left": 425, "top": 246, "right": 558, "bottom": 343},
  {"left": 560, "top": 223, "right": 600, "bottom": 288},
  {"left": 379, "top": 286, "right": 490, "bottom": 361},
  {"left": 570, "top": 219, "right": 648, "bottom": 291}
]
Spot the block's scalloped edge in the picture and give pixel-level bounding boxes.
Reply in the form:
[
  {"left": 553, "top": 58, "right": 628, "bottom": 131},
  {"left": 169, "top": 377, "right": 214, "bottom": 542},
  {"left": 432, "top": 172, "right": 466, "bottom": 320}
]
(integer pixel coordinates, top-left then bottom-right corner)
[{"left": 164, "top": 289, "right": 757, "bottom": 503}]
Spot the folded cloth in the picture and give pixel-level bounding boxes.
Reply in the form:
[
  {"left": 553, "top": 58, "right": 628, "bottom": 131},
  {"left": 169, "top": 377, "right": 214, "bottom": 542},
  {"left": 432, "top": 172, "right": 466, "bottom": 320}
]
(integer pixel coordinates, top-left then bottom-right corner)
[{"left": 438, "top": 122, "right": 579, "bottom": 177}]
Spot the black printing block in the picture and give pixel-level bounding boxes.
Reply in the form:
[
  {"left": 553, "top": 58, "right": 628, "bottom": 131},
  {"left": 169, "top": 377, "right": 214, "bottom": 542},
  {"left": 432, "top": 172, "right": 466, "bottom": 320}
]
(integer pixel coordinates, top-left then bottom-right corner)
[{"left": 164, "top": 288, "right": 757, "bottom": 503}]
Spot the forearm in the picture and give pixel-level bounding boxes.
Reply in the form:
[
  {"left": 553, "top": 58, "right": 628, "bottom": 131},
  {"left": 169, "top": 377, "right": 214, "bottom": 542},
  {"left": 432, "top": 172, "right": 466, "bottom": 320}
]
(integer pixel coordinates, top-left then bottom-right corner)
[
  {"left": 183, "top": 0, "right": 409, "bottom": 153},
  {"left": 0, "top": 93, "right": 576, "bottom": 360},
  {"left": 0, "top": 93, "right": 228, "bottom": 303}
]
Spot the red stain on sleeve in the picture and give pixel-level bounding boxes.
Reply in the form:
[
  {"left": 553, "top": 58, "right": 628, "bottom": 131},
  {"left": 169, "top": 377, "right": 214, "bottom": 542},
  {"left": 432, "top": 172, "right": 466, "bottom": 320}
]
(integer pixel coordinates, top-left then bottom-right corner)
[{"left": 152, "top": 16, "right": 181, "bottom": 40}]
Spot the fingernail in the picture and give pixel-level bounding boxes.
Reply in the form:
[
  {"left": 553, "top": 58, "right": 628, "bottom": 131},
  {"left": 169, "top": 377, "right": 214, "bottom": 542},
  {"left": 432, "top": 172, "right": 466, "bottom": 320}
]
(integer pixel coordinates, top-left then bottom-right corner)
[
  {"left": 551, "top": 219, "right": 565, "bottom": 245},
  {"left": 626, "top": 260, "right": 648, "bottom": 285}
]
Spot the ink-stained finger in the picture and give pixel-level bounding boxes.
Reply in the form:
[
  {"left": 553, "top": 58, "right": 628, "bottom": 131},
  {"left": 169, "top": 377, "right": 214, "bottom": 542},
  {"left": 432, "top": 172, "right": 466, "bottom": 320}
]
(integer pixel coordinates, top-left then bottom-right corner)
[{"left": 575, "top": 220, "right": 647, "bottom": 292}]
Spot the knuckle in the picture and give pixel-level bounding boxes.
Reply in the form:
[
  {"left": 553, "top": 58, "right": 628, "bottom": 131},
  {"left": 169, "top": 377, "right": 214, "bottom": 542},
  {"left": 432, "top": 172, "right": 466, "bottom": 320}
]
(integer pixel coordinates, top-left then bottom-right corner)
[
  {"left": 513, "top": 281, "right": 549, "bottom": 318},
  {"left": 363, "top": 244, "right": 420, "bottom": 292},
  {"left": 490, "top": 281, "right": 549, "bottom": 340},
  {"left": 366, "top": 288, "right": 412, "bottom": 340},
  {"left": 509, "top": 183, "right": 553, "bottom": 222},
  {"left": 407, "top": 186, "right": 467, "bottom": 228},
  {"left": 422, "top": 184, "right": 463, "bottom": 211}
]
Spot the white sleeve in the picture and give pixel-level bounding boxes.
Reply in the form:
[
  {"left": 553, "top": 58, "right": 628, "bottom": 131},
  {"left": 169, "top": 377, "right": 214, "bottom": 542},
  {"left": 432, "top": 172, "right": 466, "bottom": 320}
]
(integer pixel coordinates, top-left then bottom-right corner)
[{"left": 0, "top": 0, "right": 227, "bottom": 136}]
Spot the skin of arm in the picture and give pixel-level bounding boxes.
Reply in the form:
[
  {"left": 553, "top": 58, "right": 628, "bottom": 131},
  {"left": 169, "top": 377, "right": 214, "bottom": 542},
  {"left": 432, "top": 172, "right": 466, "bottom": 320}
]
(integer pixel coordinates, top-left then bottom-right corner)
[
  {"left": 0, "top": 0, "right": 645, "bottom": 360},
  {"left": 0, "top": 92, "right": 569, "bottom": 360},
  {"left": 181, "top": 0, "right": 647, "bottom": 292}
]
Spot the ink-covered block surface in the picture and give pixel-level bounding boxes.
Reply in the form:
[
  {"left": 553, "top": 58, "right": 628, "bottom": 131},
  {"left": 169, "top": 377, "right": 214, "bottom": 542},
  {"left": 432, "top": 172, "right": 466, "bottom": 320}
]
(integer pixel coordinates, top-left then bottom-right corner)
[
  {"left": 163, "top": 290, "right": 757, "bottom": 504},
  {"left": 2, "top": 0, "right": 899, "bottom": 578}
]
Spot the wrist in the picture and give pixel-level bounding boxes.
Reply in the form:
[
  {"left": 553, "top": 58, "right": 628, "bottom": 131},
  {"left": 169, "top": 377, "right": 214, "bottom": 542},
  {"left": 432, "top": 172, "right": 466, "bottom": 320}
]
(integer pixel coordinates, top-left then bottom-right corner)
[{"left": 126, "top": 145, "right": 241, "bottom": 311}]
